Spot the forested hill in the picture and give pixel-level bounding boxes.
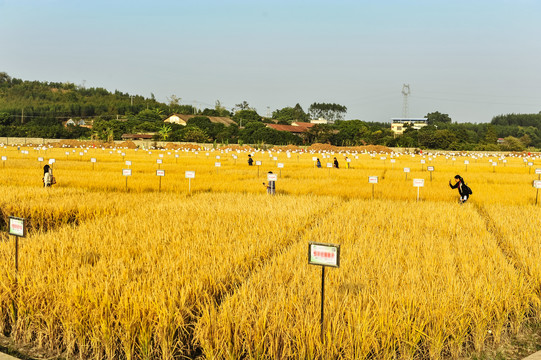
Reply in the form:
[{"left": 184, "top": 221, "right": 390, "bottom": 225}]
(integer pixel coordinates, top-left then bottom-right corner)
[
  {"left": 491, "top": 113, "right": 541, "bottom": 127},
  {"left": 0, "top": 72, "right": 172, "bottom": 123}
]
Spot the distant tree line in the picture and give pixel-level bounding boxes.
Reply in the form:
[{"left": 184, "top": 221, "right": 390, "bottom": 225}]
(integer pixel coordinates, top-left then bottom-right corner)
[{"left": 1, "top": 73, "right": 540, "bottom": 150}]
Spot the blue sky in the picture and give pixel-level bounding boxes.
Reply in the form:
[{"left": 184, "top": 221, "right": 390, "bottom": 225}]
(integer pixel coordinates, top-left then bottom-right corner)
[{"left": 1, "top": 0, "right": 540, "bottom": 123}]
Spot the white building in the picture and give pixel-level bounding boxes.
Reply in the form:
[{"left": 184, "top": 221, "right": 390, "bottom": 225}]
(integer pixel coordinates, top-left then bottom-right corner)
[
  {"left": 310, "top": 118, "right": 332, "bottom": 125},
  {"left": 391, "top": 118, "right": 428, "bottom": 135}
]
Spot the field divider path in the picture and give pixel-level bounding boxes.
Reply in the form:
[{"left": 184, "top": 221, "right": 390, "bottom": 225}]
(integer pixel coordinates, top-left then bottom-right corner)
[
  {"left": 210, "top": 195, "right": 348, "bottom": 307},
  {"left": 473, "top": 201, "right": 527, "bottom": 275}
]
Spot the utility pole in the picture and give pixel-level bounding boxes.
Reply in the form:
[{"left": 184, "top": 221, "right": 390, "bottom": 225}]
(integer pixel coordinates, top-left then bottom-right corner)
[{"left": 21, "top": 108, "right": 24, "bottom": 124}]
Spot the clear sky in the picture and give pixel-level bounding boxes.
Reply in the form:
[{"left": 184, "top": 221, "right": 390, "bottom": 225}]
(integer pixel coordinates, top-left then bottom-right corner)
[{"left": 1, "top": 0, "right": 540, "bottom": 123}]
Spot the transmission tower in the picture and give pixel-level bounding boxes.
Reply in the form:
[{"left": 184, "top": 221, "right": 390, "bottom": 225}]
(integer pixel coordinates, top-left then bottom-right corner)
[{"left": 401, "top": 84, "right": 411, "bottom": 118}]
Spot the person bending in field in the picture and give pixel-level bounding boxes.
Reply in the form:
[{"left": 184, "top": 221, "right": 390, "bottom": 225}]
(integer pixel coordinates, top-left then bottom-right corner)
[
  {"left": 43, "top": 164, "right": 53, "bottom": 187},
  {"left": 449, "top": 175, "right": 472, "bottom": 204},
  {"left": 262, "top": 171, "right": 276, "bottom": 195}
]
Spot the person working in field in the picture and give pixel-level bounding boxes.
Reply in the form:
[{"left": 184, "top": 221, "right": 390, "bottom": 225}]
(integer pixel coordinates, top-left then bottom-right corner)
[
  {"left": 248, "top": 154, "right": 253, "bottom": 166},
  {"left": 43, "top": 164, "right": 54, "bottom": 187},
  {"left": 262, "top": 171, "right": 276, "bottom": 195},
  {"left": 449, "top": 175, "right": 472, "bottom": 204},
  {"left": 333, "top": 157, "right": 339, "bottom": 168}
]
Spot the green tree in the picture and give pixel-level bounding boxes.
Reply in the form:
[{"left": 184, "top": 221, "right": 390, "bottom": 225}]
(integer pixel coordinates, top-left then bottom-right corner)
[
  {"left": 182, "top": 127, "right": 210, "bottom": 143},
  {"left": 158, "top": 124, "right": 172, "bottom": 141},
  {"left": 483, "top": 124, "right": 498, "bottom": 144},
  {"left": 232, "top": 109, "right": 261, "bottom": 127},
  {"left": 499, "top": 136, "right": 525, "bottom": 151},
  {"left": 306, "top": 124, "right": 333, "bottom": 144},
  {"left": 0, "top": 112, "right": 12, "bottom": 125},
  {"left": 272, "top": 104, "right": 309, "bottom": 123},
  {"left": 426, "top": 111, "right": 452, "bottom": 125},
  {"left": 308, "top": 103, "right": 347, "bottom": 122}
]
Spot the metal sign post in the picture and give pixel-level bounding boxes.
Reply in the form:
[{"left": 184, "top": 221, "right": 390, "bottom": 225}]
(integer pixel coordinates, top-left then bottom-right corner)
[
  {"left": 413, "top": 178, "right": 425, "bottom": 201},
  {"left": 185, "top": 171, "right": 195, "bottom": 194},
  {"left": 9, "top": 216, "right": 26, "bottom": 322},
  {"left": 404, "top": 167, "right": 410, "bottom": 181},
  {"left": 308, "top": 242, "right": 340, "bottom": 345},
  {"left": 533, "top": 180, "right": 541, "bottom": 205},
  {"left": 256, "top": 161, "right": 261, "bottom": 177},
  {"left": 122, "top": 169, "right": 132, "bottom": 192},
  {"left": 368, "top": 176, "right": 378, "bottom": 200},
  {"left": 156, "top": 169, "right": 165, "bottom": 192},
  {"left": 427, "top": 166, "right": 434, "bottom": 181}
]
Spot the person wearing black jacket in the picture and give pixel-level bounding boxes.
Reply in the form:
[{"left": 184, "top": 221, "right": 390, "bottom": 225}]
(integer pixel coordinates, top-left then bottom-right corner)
[{"left": 449, "top": 175, "right": 472, "bottom": 204}]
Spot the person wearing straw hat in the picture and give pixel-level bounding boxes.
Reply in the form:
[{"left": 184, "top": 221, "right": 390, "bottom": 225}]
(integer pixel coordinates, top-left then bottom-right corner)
[{"left": 449, "top": 175, "right": 472, "bottom": 204}]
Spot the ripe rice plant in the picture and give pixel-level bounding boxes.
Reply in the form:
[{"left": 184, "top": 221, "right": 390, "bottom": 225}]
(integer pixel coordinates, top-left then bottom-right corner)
[{"left": 0, "top": 144, "right": 540, "bottom": 359}]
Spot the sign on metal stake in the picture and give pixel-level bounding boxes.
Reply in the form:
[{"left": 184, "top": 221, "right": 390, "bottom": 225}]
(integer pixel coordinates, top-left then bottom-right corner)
[
  {"left": 9, "top": 216, "right": 25, "bottom": 322},
  {"left": 308, "top": 242, "right": 340, "bottom": 345},
  {"left": 156, "top": 169, "right": 165, "bottom": 192},
  {"left": 413, "top": 178, "right": 424, "bottom": 201},
  {"left": 185, "top": 171, "right": 195, "bottom": 194}
]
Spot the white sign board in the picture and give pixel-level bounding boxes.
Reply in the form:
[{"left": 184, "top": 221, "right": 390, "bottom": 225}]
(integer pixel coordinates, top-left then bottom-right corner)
[
  {"left": 536, "top": 168, "right": 541, "bottom": 175},
  {"left": 534, "top": 180, "right": 541, "bottom": 189},
  {"left": 156, "top": 170, "right": 165, "bottom": 176},
  {"left": 368, "top": 176, "right": 378, "bottom": 184},
  {"left": 9, "top": 217, "right": 26, "bottom": 237},
  {"left": 125, "top": 160, "right": 132, "bottom": 166},
  {"left": 413, "top": 178, "right": 425, "bottom": 187},
  {"left": 403, "top": 167, "right": 410, "bottom": 173},
  {"left": 255, "top": 161, "right": 262, "bottom": 166},
  {"left": 267, "top": 173, "right": 278, "bottom": 181},
  {"left": 156, "top": 159, "right": 163, "bottom": 164},
  {"left": 215, "top": 162, "right": 221, "bottom": 167},
  {"left": 90, "top": 158, "right": 96, "bottom": 163},
  {"left": 122, "top": 169, "right": 132, "bottom": 176},
  {"left": 38, "top": 157, "right": 44, "bottom": 162},
  {"left": 185, "top": 171, "right": 195, "bottom": 179},
  {"left": 277, "top": 163, "right": 284, "bottom": 168},
  {"left": 427, "top": 166, "right": 434, "bottom": 172},
  {"left": 49, "top": 158, "right": 55, "bottom": 164},
  {"left": 464, "top": 160, "right": 470, "bottom": 165},
  {"left": 326, "top": 163, "right": 333, "bottom": 168},
  {"left": 308, "top": 242, "right": 340, "bottom": 268}
]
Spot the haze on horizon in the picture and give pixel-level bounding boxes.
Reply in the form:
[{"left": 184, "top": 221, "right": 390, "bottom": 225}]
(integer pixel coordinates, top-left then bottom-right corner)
[{"left": 1, "top": 0, "right": 540, "bottom": 124}]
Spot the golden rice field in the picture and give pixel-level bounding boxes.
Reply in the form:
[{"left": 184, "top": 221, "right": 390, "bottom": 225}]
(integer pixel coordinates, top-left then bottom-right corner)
[{"left": 1, "top": 144, "right": 541, "bottom": 359}]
